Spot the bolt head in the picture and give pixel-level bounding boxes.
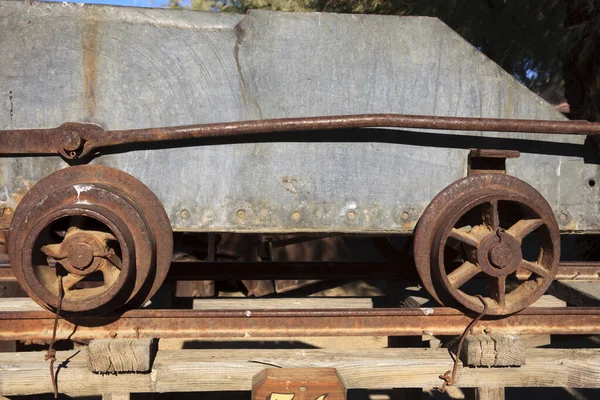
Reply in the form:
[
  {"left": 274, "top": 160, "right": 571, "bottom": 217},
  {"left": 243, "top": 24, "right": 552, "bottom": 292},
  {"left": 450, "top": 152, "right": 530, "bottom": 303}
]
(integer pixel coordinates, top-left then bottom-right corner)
[
  {"left": 60, "top": 131, "right": 82, "bottom": 152},
  {"left": 67, "top": 242, "right": 94, "bottom": 269},
  {"left": 489, "top": 244, "right": 512, "bottom": 268}
]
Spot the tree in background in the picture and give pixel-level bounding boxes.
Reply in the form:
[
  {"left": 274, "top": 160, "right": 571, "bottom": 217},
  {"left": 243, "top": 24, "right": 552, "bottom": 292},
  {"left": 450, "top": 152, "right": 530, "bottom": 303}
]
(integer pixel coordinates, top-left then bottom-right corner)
[
  {"left": 565, "top": 0, "right": 600, "bottom": 121},
  {"left": 170, "top": 0, "right": 594, "bottom": 112}
]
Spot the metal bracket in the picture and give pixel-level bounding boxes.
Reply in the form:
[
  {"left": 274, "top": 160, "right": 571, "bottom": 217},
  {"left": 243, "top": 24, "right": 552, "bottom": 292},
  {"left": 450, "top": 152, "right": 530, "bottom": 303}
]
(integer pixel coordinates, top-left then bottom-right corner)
[{"left": 468, "top": 149, "right": 520, "bottom": 175}]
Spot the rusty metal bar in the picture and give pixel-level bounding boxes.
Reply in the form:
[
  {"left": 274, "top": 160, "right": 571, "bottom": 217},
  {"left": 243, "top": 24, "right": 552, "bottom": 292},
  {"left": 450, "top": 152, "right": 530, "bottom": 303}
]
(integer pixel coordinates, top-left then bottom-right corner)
[
  {"left": 1, "top": 114, "right": 599, "bottom": 159},
  {"left": 169, "top": 261, "right": 600, "bottom": 281},
  {"left": 165, "top": 261, "right": 413, "bottom": 280},
  {"left": 0, "top": 258, "right": 598, "bottom": 281},
  {"left": 0, "top": 307, "right": 599, "bottom": 340}
]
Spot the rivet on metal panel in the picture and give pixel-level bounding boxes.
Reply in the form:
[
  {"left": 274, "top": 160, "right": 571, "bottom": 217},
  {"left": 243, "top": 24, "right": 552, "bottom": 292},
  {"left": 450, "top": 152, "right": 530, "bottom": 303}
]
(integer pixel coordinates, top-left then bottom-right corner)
[
  {"left": 180, "top": 209, "right": 191, "bottom": 219},
  {"left": 559, "top": 213, "right": 569, "bottom": 222},
  {"left": 291, "top": 211, "right": 301, "bottom": 222},
  {"left": 203, "top": 211, "right": 214, "bottom": 224}
]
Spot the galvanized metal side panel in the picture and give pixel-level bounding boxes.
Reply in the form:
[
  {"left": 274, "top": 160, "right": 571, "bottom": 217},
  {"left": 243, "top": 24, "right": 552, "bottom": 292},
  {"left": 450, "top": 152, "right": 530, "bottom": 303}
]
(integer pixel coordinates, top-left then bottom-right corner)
[{"left": 0, "top": 2, "right": 597, "bottom": 233}]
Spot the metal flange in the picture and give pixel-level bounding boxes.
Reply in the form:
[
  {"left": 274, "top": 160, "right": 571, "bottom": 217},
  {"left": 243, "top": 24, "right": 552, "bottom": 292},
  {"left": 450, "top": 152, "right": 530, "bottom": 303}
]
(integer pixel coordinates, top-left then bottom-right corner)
[
  {"left": 414, "top": 174, "right": 560, "bottom": 315},
  {"left": 7, "top": 165, "right": 172, "bottom": 315}
]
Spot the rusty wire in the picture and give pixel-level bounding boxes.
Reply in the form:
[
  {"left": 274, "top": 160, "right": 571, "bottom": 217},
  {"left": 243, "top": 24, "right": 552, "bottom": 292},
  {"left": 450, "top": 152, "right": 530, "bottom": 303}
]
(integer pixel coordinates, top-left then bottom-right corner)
[
  {"left": 438, "top": 295, "right": 488, "bottom": 393},
  {"left": 44, "top": 276, "right": 63, "bottom": 399}
]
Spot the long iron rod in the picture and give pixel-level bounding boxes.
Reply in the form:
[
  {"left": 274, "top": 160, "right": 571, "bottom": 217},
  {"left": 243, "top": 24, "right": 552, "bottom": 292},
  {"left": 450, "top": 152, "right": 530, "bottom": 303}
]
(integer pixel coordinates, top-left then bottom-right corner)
[
  {"left": 0, "top": 307, "right": 598, "bottom": 340},
  {"left": 1, "top": 113, "right": 599, "bottom": 158}
]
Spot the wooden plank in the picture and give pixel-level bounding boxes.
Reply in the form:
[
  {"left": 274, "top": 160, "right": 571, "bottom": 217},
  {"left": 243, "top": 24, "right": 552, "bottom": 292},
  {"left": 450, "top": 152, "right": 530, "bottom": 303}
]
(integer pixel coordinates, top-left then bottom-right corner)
[
  {"left": 531, "top": 294, "right": 567, "bottom": 308},
  {"left": 0, "top": 296, "right": 373, "bottom": 312},
  {"left": 159, "top": 336, "right": 388, "bottom": 349},
  {"left": 102, "top": 394, "right": 130, "bottom": 400},
  {"left": 192, "top": 298, "right": 373, "bottom": 310},
  {"left": 0, "top": 348, "right": 599, "bottom": 396},
  {"left": 175, "top": 280, "right": 215, "bottom": 298},
  {"left": 87, "top": 338, "right": 154, "bottom": 373},
  {"left": 475, "top": 387, "right": 504, "bottom": 400},
  {"left": 550, "top": 281, "right": 600, "bottom": 307},
  {"left": 0, "top": 297, "right": 42, "bottom": 312}
]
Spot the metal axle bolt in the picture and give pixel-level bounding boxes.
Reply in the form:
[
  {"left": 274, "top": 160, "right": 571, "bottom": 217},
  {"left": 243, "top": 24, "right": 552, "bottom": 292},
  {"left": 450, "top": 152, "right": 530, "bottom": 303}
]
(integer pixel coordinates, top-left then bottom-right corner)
[
  {"left": 67, "top": 242, "right": 95, "bottom": 270},
  {"left": 60, "top": 131, "right": 82, "bottom": 152},
  {"left": 489, "top": 244, "right": 512, "bottom": 268}
]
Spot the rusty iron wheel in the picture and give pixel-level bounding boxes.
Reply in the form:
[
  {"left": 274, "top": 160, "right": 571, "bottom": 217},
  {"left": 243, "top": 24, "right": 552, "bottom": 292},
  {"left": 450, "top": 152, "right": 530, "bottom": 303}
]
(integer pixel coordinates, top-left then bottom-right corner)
[
  {"left": 7, "top": 165, "right": 172, "bottom": 315},
  {"left": 414, "top": 174, "right": 560, "bottom": 315}
]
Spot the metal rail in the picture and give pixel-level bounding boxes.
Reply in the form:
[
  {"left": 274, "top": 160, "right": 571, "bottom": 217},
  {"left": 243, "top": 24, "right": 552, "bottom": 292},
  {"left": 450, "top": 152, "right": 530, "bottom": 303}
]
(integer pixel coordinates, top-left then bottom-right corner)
[
  {"left": 2, "top": 113, "right": 599, "bottom": 159},
  {"left": 0, "top": 307, "right": 599, "bottom": 340}
]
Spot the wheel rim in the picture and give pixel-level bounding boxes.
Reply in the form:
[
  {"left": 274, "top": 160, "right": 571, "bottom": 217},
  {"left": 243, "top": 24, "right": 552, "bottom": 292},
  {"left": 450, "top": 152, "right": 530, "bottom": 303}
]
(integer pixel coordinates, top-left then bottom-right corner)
[
  {"left": 414, "top": 174, "right": 560, "bottom": 315},
  {"left": 8, "top": 165, "right": 173, "bottom": 315}
]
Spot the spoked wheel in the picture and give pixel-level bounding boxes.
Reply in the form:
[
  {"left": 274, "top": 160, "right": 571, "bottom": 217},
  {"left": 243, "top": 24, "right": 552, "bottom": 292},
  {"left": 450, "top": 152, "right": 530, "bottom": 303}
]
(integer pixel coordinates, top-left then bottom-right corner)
[
  {"left": 414, "top": 174, "right": 560, "bottom": 315},
  {"left": 7, "top": 165, "right": 172, "bottom": 315}
]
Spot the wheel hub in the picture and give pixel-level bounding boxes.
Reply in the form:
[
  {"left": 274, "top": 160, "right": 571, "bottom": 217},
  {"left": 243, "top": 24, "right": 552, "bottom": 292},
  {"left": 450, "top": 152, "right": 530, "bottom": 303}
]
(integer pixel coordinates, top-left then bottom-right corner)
[
  {"left": 43, "top": 228, "right": 116, "bottom": 276},
  {"left": 476, "top": 229, "right": 522, "bottom": 277},
  {"left": 68, "top": 242, "right": 95, "bottom": 270}
]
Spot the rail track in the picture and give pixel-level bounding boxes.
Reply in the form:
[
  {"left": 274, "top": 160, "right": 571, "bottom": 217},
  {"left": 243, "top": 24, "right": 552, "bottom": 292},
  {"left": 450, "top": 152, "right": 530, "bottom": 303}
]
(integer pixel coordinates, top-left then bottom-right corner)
[
  {"left": 2, "top": 306, "right": 600, "bottom": 341},
  {"left": 1, "top": 256, "right": 599, "bottom": 340}
]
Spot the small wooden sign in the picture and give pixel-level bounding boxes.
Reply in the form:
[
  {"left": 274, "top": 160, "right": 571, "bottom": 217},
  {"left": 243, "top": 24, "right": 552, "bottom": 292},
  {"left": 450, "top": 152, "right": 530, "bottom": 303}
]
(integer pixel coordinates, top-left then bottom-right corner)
[{"left": 252, "top": 368, "right": 346, "bottom": 400}]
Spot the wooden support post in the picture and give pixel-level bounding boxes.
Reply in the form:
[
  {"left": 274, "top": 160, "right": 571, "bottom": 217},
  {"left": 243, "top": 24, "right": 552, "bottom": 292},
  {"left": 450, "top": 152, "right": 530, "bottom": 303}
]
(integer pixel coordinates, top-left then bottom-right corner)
[
  {"left": 102, "top": 394, "right": 130, "bottom": 400},
  {"left": 475, "top": 387, "right": 504, "bottom": 400},
  {"left": 459, "top": 335, "right": 519, "bottom": 400},
  {"left": 87, "top": 338, "right": 155, "bottom": 373},
  {"left": 0, "top": 237, "right": 22, "bottom": 353},
  {"left": 459, "top": 334, "right": 526, "bottom": 367}
]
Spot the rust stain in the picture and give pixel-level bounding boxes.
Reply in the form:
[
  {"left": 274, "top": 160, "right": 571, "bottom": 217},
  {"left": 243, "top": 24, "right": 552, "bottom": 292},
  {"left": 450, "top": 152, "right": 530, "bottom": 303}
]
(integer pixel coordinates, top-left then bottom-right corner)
[
  {"left": 0, "top": 177, "right": 31, "bottom": 230},
  {"left": 82, "top": 12, "right": 100, "bottom": 123},
  {"left": 282, "top": 176, "right": 303, "bottom": 195}
]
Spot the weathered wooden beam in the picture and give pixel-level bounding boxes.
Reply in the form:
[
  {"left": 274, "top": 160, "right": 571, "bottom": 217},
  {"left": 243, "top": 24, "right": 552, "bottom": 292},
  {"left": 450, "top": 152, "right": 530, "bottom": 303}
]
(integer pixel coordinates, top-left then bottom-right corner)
[
  {"left": 192, "top": 298, "right": 373, "bottom": 310},
  {"left": 476, "top": 387, "right": 504, "bottom": 400},
  {"left": 550, "top": 281, "right": 600, "bottom": 307},
  {"left": 252, "top": 368, "right": 346, "bottom": 400},
  {"left": 459, "top": 335, "right": 526, "bottom": 367},
  {"left": 102, "top": 394, "right": 130, "bottom": 400},
  {"left": 0, "top": 348, "right": 598, "bottom": 396},
  {"left": 87, "top": 338, "right": 155, "bottom": 373}
]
